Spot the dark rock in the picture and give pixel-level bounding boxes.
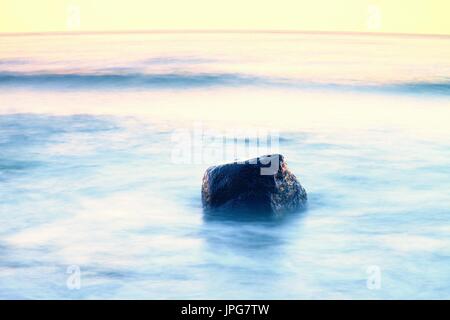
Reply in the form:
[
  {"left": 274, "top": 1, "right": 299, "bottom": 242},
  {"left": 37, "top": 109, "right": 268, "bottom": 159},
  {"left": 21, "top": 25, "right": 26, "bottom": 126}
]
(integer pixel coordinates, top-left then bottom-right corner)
[{"left": 201, "top": 154, "right": 307, "bottom": 215}]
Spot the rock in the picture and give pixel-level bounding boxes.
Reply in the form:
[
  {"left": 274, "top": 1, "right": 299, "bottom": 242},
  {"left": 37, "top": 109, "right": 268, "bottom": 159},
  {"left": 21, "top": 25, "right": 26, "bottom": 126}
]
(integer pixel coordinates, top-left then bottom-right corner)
[{"left": 201, "top": 154, "right": 307, "bottom": 214}]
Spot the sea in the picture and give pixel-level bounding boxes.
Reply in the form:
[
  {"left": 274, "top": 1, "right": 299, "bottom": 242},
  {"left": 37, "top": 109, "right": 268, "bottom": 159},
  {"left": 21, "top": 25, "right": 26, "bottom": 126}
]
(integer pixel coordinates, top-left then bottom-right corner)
[{"left": 0, "top": 32, "right": 449, "bottom": 299}]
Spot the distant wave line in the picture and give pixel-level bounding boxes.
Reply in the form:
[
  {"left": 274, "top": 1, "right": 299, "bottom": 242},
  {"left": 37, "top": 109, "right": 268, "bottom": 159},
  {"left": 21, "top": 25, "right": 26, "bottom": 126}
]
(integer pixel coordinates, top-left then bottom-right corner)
[
  {"left": 0, "top": 71, "right": 448, "bottom": 95},
  {"left": 0, "top": 72, "right": 262, "bottom": 88}
]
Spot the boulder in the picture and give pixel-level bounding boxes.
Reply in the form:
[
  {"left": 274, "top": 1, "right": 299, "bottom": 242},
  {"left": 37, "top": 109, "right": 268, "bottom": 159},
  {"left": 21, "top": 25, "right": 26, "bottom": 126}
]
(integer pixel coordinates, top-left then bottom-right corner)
[{"left": 201, "top": 154, "right": 307, "bottom": 214}]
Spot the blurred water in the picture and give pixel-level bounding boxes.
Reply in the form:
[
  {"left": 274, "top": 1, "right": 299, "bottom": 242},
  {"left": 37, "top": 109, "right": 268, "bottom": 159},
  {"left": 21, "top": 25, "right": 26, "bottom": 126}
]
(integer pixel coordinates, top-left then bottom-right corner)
[{"left": 0, "top": 32, "right": 450, "bottom": 299}]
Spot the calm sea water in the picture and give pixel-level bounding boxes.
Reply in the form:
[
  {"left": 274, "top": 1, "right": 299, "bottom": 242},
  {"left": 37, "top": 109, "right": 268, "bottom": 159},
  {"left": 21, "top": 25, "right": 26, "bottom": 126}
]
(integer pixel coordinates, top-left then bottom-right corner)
[{"left": 0, "top": 32, "right": 449, "bottom": 299}]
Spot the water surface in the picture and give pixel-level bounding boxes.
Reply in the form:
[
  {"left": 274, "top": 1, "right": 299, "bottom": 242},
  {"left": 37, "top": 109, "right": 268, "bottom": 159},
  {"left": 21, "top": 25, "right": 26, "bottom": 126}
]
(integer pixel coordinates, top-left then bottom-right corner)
[{"left": 0, "top": 32, "right": 449, "bottom": 299}]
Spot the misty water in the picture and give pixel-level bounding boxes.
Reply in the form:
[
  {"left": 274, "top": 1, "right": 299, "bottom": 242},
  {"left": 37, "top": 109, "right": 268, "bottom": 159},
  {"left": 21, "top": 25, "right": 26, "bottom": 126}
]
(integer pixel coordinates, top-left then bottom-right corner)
[{"left": 0, "top": 32, "right": 450, "bottom": 299}]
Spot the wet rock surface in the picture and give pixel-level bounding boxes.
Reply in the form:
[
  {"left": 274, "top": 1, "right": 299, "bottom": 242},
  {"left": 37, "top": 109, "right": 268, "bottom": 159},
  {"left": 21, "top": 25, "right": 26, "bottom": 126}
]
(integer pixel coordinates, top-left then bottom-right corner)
[{"left": 201, "top": 154, "right": 307, "bottom": 215}]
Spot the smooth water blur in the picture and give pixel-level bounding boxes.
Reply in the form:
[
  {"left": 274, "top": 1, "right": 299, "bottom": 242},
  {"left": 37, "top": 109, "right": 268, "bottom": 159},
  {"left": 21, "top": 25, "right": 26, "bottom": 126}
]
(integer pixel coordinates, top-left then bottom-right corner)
[{"left": 0, "top": 32, "right": 450, "bottom": 299}]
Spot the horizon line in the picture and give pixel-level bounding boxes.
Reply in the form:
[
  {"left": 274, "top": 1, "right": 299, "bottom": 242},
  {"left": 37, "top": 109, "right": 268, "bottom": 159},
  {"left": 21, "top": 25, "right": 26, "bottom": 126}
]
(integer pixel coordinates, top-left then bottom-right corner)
[{"left": 0, "top": 29, "right": 449, "bottom": 38}]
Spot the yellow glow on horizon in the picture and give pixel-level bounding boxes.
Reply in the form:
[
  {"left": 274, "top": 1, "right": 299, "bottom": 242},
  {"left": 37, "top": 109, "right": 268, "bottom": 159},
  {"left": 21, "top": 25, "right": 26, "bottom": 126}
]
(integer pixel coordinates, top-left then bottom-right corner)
[{"left": 0, "top": 0, "right": 449, "bottom": 35}]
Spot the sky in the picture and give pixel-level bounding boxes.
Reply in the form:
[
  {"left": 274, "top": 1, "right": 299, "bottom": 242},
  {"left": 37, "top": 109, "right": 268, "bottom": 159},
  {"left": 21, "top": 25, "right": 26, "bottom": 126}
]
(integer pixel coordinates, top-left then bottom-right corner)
[{"left": 0, "top": 0, "right": 449, "bottom": 35}]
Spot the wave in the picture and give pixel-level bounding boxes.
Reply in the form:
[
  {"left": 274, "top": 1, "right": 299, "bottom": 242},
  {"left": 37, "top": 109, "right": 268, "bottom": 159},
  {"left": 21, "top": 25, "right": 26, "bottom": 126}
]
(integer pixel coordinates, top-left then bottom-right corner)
[
  {"left": 305, "top": 80, "right": 450, "bottom": 96},
  {"left": 0, "top": 71, "right": 449, "bottom": 95},
  {"left": 0, "top": 72, "right": 264, "bottom": 89}
]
